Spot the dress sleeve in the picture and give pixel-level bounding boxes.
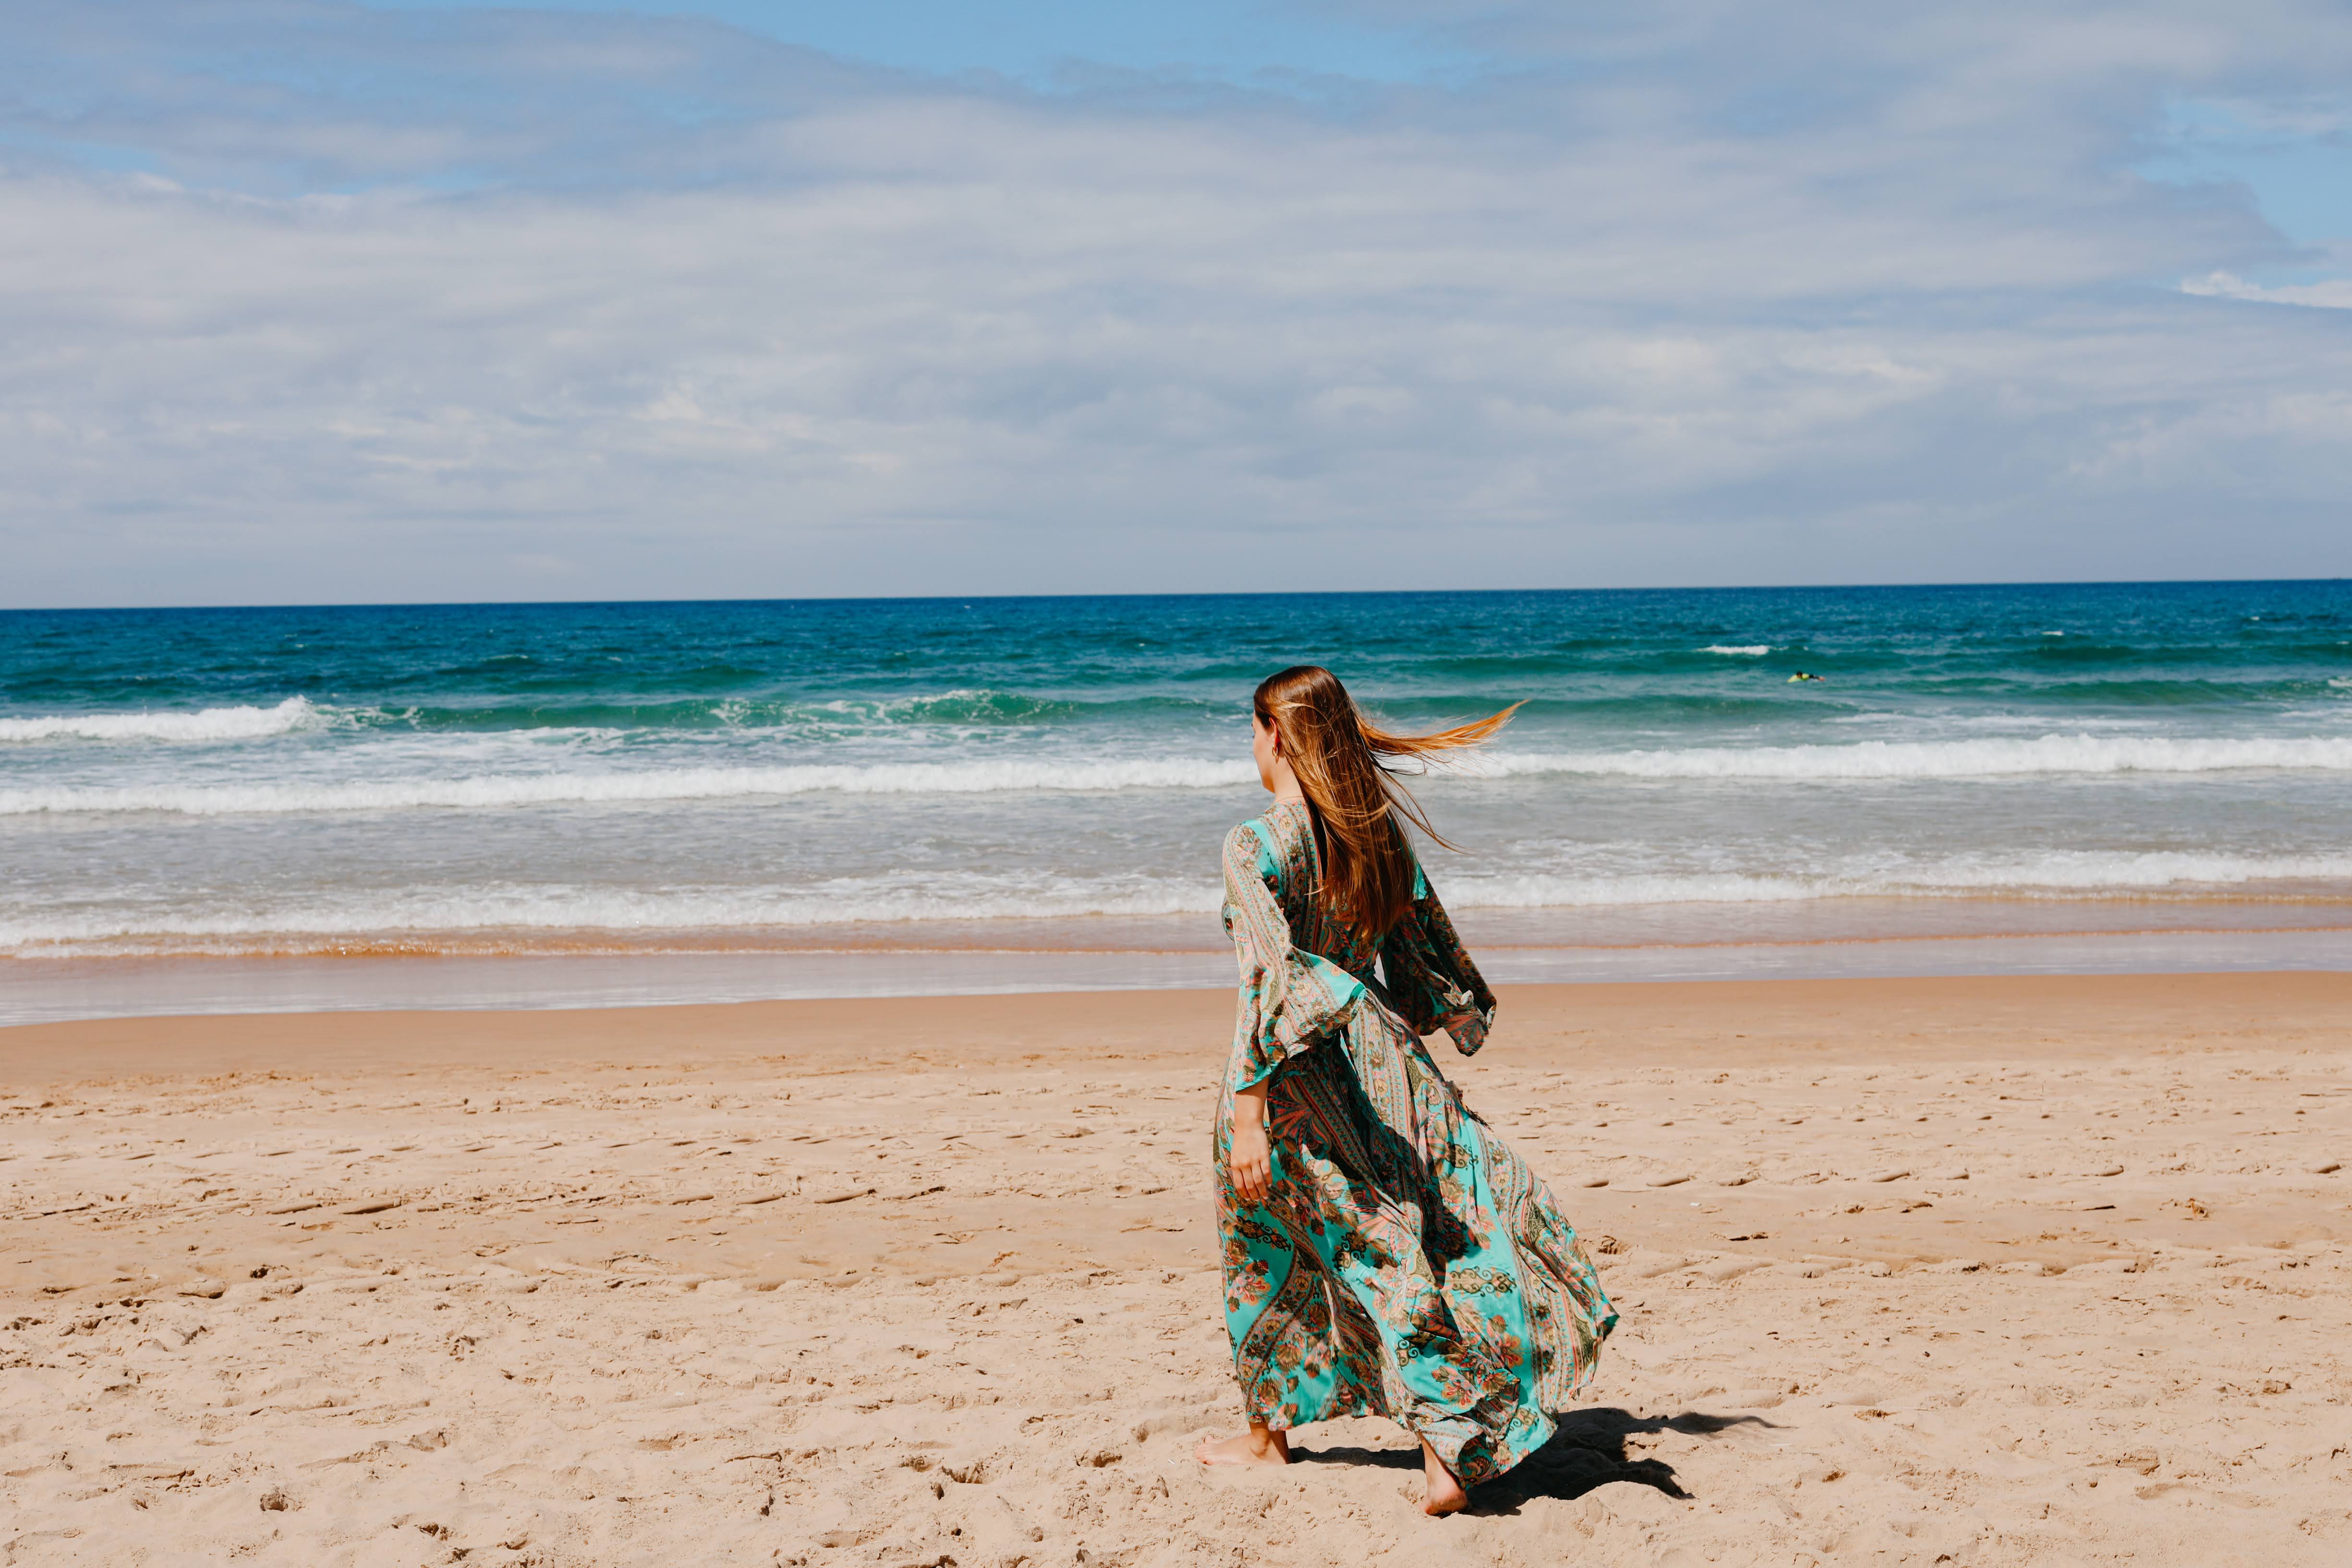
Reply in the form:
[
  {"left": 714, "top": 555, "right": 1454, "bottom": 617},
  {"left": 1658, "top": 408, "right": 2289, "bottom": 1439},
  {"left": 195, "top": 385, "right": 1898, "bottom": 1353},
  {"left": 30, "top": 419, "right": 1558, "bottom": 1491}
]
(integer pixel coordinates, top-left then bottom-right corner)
[
  {"left": 1379, "top": 858, "right": 1497, "bottom": 1057},
  {"left": 1222, "top": 821, "right": 1364, "bottom": 1093}
]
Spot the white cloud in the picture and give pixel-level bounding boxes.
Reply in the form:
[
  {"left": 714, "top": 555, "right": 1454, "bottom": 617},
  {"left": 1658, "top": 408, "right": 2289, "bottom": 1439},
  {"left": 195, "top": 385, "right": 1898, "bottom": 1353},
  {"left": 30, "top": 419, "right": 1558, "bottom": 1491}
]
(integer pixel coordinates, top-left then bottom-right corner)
[
  {"left": 1, "top": 0, "right": 2350, "bottom": 605},
  {"left": 2181, "top": 270, "right": 2352, "bottom": 308}
]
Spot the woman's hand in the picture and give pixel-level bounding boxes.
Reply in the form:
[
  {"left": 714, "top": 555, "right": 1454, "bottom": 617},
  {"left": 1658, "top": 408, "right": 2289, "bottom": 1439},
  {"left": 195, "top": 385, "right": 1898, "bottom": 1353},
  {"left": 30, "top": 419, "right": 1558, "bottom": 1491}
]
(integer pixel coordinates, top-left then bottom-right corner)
[{"left": 1228, "top": 1082, "right": 1274, "bottom": 1203}]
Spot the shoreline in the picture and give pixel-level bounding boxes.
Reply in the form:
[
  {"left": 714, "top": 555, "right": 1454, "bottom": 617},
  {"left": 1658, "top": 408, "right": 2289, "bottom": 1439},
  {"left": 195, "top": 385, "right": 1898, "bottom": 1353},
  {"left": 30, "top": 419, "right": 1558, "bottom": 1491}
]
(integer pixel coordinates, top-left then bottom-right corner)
[
  {"left": 10, "top": 890, "right": 2351, "bottom": 958},
  {"left": 2, "top": 923, "right": 2347, "bottom": 1027}
]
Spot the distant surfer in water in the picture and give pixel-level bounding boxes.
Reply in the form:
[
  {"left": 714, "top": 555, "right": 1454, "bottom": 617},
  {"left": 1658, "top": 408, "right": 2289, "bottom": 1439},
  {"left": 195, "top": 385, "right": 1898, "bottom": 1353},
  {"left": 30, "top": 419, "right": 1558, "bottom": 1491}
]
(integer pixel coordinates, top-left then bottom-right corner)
[{"left": 1787, "top": 671, "right": 1824, "bottom": 683}]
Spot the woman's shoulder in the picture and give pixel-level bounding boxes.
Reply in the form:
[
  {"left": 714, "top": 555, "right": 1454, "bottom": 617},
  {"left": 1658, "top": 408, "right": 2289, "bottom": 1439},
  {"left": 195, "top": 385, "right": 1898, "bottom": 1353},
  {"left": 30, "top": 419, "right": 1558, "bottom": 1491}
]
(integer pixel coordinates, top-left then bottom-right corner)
[
  {"left": 1224, "top": 802, "right": 1305, "bottom": 864},
  {"left": 1223, "top": 816, "right": 1273, "bottom": 862}
]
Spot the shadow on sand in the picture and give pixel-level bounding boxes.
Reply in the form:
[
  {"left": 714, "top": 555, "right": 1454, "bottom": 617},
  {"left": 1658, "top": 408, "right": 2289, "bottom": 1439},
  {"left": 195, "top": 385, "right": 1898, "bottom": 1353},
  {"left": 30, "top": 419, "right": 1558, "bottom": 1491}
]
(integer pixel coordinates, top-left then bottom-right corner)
[{"left": 1291, "top": 1408, "right": 1777, "bottom": 1513}]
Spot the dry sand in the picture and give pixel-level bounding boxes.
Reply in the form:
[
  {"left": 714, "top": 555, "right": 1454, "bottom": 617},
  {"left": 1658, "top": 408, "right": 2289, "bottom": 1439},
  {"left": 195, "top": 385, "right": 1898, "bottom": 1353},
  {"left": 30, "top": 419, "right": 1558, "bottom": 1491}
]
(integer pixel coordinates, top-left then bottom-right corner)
[{"left": 3, "top": 973, "right": 2349, "bottom": 1567}]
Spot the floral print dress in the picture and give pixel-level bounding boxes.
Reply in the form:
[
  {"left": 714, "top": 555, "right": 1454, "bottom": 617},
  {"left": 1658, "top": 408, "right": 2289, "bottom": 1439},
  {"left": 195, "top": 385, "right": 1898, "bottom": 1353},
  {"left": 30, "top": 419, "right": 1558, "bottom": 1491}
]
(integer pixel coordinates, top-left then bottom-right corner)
[{"left": 1213, "top": 800, "right": 1617, "bottom": 1484}]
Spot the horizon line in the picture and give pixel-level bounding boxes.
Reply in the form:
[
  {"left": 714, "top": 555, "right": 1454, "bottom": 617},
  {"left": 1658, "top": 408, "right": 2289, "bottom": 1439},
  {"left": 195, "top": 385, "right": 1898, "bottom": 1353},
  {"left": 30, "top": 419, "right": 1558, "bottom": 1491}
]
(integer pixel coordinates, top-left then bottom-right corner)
[{"left": 5, "top": 575, "right": 2348, "bottom": 617}]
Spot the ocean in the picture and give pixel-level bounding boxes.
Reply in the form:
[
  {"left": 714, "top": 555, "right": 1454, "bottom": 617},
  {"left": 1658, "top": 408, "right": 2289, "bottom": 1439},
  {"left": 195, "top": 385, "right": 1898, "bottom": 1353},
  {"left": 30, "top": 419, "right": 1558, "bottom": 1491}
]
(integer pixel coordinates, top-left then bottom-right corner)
[{"left": 3, "top": 582, "right": 2349, "bottom": 1022}]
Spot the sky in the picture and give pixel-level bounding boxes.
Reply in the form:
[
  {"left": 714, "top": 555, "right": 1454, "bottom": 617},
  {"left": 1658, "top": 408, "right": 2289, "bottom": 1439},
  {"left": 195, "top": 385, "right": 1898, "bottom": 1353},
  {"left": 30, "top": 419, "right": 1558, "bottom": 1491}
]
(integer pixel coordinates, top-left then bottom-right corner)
[{"left": 3, "top": 1, "right": 2350, "bottom": 607}]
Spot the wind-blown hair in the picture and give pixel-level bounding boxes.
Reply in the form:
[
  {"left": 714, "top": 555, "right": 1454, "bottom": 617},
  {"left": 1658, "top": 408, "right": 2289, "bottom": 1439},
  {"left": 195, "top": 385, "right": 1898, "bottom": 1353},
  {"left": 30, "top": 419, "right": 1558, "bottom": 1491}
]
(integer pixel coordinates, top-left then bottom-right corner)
[{"left": 1252, "top": 665, "right": 1517, "bottom": 938}]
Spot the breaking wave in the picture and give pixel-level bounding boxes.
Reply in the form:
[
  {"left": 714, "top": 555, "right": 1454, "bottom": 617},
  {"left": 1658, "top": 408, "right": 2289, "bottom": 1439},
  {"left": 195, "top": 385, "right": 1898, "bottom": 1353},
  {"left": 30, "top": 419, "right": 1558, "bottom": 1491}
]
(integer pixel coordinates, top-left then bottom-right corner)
[{"left": 0, "top": 697, "right": 319, "bottom": 744}]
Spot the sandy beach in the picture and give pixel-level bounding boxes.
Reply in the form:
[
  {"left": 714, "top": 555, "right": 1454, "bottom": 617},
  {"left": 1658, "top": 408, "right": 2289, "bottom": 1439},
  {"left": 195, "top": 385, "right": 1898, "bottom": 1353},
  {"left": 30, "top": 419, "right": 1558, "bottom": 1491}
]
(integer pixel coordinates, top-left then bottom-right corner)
[{"left": 4, "top": 972, "right": 2349, "bottom": 1566}]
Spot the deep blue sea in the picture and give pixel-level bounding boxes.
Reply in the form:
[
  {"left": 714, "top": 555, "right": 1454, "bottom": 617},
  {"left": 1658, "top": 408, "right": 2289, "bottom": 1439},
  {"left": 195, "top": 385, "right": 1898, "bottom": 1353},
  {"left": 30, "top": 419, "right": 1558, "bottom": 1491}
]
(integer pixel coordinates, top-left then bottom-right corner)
[{"left": 3, "top": 583, "right": 2350, "bottom": 975}]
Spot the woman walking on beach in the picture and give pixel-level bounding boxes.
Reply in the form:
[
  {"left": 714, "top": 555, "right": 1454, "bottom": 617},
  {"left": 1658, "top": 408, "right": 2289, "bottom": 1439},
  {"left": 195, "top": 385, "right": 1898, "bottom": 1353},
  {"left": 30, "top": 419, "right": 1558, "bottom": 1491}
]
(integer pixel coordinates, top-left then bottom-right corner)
[{"left": 1195, "top": 666, "right": 1616, "bottom": 1515}]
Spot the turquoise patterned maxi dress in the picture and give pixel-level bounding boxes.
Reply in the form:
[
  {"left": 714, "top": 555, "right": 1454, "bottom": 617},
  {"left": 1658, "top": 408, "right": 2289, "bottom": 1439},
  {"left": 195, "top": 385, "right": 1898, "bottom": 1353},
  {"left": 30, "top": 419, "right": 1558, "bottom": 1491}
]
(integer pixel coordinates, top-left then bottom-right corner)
[{"left": 1213, "top": 800, "right": 1617, "bottom": 1483}]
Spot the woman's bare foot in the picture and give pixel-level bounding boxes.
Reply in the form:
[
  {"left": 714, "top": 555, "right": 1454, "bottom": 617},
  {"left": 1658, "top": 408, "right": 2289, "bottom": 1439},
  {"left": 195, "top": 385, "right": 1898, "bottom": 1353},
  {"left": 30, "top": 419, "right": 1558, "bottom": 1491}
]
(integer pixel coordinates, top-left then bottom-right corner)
[
  {"left": 1418, "top": 1438, "right": 1469, "bottom": 1516},
  {"left": 1196, "top": 1424, "right": 1290, "bottom": 1467}
]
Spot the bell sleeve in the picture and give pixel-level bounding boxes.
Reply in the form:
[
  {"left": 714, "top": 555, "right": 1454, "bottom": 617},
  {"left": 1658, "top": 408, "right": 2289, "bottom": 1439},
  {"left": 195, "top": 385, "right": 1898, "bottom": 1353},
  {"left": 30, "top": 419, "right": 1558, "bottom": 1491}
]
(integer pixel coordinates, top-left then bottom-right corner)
[
  {"left": 1379, "top": 859, "right": 1497, "bottom": 1057},
  {"left": 1222, "top": 821, "right": 1365, "bottom": 1093}
]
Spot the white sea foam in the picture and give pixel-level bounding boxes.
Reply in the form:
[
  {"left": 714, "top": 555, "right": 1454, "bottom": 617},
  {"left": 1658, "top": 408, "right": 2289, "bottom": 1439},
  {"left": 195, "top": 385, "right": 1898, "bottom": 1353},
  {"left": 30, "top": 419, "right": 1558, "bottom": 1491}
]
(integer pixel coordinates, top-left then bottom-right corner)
[
  {"left": 1448, "top": 850, "right": 2352, "bottom": 907},
  {"left": 1698, "top": 644, "right": 1771, "bottom": 656},
  {"left": 0, "top": 881, "right": 1226, "bottom": 952},
  {"left": 7, "top": 731, "right": 2352, "bottom": 816},
  {"left": 1471, "top": 733, "right": 2352, "bottom": 781},
  {"left": 0, "top": 697, "right": 318, "bottom": 744},
  {"left": 0, "top": 756, "right": 1262, "bottom": 817}
]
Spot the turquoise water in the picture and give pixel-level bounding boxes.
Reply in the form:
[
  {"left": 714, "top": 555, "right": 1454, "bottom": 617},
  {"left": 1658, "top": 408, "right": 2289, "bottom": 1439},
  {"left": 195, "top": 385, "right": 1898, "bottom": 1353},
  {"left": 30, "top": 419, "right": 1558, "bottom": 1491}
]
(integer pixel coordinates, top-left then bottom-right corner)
[{"left": 2, "top": 582, "right": 2349, "bottom": 960}]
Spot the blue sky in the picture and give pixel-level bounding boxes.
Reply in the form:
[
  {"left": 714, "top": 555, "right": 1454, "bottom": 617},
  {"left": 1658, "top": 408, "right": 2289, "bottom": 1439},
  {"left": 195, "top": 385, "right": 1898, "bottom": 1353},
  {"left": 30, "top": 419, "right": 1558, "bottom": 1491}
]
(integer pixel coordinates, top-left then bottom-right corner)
[
  {"left": 4, "top": 1, "right": 2350, "bottom": 605},
  {"left": 2138, "top": 98, "right": 2352, "bottom": 249},
  {"left": 361, "top": 0, "right": 1470, "bottom": 85}
]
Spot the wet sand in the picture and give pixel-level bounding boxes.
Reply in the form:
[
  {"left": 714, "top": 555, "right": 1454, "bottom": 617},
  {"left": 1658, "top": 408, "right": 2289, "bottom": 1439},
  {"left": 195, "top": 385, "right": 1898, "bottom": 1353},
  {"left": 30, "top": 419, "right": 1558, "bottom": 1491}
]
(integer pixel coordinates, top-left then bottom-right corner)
[{"left": 4, "top": 973, "right": 2349, "bottom": 1566}]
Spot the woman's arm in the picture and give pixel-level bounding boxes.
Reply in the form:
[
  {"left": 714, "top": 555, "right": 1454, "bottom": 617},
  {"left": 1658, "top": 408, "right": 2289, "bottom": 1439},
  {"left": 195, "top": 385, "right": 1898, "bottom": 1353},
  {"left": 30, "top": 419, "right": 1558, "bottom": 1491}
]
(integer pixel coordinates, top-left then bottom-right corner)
[
  {"left": 1220, "top": 827, "right": 1285, "bottom": 1204},
  {"left": 1221, "top": 822, "right": 1364, "bottom": 1203},
  {"left": 1221, "top": 823, "right": 1361, "bottom": 1094}
]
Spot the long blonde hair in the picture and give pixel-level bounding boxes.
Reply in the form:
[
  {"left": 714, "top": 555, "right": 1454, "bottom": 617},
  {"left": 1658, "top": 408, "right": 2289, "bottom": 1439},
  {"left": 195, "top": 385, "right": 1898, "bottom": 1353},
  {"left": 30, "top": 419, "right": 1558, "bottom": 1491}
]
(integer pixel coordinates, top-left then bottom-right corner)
[{"left": 1252, "top": 665, "right": 1517, "bottom": 937}]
